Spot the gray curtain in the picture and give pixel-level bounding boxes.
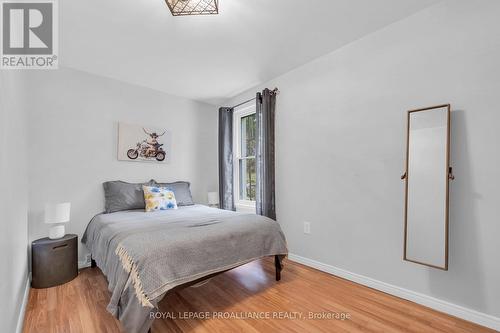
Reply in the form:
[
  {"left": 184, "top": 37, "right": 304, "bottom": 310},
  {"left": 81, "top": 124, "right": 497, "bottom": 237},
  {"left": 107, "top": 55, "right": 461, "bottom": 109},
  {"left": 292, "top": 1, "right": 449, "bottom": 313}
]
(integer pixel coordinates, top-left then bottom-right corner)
[
  {"left": 218, "top": 107, "right": 235, "bottom": 211},
  {"left": 256, "top": 89, "right": 277, "bottom": 220}
]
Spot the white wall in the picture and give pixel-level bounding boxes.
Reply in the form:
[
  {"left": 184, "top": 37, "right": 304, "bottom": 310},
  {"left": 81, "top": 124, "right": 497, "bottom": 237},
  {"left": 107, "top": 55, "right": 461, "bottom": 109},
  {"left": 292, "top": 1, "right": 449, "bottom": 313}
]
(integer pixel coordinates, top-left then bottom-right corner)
[
  {"left": 227, "top": 0, "right": 500, "bottom": 322},
  {"left": 24, "top": 67, "right": 218, "bottom": 263},
  {"left": 0, "top": 72, "right": 29, "bottom": 332}
]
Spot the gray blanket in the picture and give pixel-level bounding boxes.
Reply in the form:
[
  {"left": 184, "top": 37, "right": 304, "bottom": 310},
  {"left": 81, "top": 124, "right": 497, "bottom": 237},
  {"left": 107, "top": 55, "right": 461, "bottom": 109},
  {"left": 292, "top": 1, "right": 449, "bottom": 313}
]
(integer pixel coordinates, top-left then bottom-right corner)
[{"left": 82, "top": 205, "right": 287, "bottom": 333}]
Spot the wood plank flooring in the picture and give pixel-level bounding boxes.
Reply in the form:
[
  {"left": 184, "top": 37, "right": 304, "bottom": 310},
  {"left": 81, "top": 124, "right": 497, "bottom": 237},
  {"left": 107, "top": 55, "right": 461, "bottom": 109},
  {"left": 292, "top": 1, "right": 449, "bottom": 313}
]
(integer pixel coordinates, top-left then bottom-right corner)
[{"left": 22, "top": 258, "right": 496, "bottom": 333}]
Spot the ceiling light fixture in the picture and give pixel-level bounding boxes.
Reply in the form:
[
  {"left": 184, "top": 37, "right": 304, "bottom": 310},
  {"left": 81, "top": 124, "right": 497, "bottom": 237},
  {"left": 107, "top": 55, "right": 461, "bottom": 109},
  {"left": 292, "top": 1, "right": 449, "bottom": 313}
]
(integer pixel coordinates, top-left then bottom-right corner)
[{"left": 165, "top": 0, "right": 219, "bottom": 16}]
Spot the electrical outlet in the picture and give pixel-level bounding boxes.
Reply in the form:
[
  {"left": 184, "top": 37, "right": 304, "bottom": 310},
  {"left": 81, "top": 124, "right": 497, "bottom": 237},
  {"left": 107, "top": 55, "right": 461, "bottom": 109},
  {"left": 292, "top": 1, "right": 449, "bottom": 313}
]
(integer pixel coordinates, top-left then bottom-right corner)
[
  {"left": 304, "top": 221, "right": 311, "bottom": 234},
  {"left": 85, "top": 253, "right": 91, "bottom": 263}
]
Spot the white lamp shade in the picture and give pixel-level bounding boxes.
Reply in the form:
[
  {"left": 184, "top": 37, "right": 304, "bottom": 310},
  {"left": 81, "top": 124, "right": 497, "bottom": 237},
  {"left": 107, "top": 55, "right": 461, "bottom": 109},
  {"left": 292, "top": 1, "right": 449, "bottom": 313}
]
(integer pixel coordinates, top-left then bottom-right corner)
[
  {"left": 207, "top": 192, "right": 219, "bottom": 205},
  {"left": 45, "top": 202, "right": 71, "bottom": 224}
]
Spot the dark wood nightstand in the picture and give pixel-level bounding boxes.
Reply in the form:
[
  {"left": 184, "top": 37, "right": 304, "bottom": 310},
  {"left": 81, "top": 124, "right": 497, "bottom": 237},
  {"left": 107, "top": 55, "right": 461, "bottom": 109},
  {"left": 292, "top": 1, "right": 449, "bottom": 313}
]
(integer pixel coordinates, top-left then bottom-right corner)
[{"left": 31, "top": 234, "right": 78, "bottom": 288}]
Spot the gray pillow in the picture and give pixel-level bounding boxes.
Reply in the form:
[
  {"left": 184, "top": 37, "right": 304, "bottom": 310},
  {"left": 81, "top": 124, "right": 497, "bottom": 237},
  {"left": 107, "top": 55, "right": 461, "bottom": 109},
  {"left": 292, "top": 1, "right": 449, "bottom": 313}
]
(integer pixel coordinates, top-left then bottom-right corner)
[
  {"left": 152, "top": 181, "right": 194, "bottom": 206},
  {"left": 103, "top": 180, "right": 155, "bottom": 213}
]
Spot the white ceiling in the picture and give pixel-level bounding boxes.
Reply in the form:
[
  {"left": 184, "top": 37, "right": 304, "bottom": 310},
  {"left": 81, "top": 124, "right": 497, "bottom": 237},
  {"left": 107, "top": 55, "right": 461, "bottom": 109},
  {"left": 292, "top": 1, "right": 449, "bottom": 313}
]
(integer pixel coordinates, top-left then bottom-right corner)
[{"left": 61, "top": 0, "right": 439, "bottom": 105}]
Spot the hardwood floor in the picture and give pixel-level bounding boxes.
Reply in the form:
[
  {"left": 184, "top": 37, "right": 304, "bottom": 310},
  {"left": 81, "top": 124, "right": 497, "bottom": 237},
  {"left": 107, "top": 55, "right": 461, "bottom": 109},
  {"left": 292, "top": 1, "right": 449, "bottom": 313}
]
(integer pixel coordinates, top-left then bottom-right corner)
[{"left": 23, "top": 258, "right": 495, "bottom": 333}]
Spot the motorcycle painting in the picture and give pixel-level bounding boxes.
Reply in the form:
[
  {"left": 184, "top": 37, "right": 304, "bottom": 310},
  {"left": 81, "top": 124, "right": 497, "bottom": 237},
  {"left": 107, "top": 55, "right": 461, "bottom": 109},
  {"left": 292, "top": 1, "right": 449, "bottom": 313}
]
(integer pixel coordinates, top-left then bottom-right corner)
[{"left": 117, "top": 122, "right": 171, "bottom": 163}]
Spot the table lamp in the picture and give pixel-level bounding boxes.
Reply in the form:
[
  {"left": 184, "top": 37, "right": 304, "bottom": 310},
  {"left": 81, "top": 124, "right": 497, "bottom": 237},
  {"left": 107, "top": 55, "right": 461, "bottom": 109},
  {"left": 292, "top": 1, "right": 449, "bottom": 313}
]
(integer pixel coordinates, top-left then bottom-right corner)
[
  {"left": 207, "top": 192, "right": 219, "bottom": 208},
  {"left": 45, "top": 202, "right": 71, "bottom": 239}
]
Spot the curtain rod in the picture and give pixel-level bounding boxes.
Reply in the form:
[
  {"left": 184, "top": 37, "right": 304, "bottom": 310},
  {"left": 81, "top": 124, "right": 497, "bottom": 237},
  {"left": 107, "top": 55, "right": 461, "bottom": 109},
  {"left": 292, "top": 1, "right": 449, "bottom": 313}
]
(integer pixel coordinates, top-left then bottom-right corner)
[
  {"left": 231, "top": 97, "right": 255, "bottom": 109},
  {"left": 230, "top": 87, "right": 279, "bottom": 109}
]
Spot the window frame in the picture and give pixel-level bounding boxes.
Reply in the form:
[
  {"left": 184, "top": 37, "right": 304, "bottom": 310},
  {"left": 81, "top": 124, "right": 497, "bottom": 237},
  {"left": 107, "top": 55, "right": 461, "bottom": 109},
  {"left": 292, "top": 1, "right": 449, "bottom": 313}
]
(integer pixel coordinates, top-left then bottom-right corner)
[{"left": 233, "top": 103, "right": 257, "bottom": 212}]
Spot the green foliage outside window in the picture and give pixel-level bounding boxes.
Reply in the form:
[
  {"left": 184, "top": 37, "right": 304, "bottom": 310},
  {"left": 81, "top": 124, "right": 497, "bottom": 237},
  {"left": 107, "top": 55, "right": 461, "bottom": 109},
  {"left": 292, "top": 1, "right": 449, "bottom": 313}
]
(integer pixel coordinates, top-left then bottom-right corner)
[{"left": 240, "top": 114, "right": 256, "bottom": 201}]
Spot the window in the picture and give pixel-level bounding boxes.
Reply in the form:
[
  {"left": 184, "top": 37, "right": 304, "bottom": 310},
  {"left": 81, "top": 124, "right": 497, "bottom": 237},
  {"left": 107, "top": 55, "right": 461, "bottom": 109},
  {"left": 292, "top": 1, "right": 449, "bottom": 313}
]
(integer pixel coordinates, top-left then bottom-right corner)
[{"left": 234, "top": 105, "right": 257, "bottom": 210}]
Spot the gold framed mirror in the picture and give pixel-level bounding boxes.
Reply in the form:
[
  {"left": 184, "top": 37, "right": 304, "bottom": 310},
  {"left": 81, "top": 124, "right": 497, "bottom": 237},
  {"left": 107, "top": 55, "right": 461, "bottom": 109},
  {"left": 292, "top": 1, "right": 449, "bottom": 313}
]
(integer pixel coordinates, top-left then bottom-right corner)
[{"left": 402, "top": 104, "right": 453, "bottom": 270}]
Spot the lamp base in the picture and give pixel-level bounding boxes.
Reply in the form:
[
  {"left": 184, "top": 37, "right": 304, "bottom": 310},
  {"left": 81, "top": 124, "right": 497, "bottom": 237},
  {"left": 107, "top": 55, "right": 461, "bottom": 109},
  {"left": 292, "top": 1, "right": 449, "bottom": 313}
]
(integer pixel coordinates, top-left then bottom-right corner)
[{"left": 49, "top": 225, "right": 65, "bottom": 239}]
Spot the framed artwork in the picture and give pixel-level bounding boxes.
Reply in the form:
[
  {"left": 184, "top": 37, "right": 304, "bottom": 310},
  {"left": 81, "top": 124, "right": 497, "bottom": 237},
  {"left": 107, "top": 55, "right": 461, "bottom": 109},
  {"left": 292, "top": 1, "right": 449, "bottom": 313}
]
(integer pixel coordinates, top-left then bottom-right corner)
[{"left": 117, "top": 122, "right": 171, "bottom": 163}]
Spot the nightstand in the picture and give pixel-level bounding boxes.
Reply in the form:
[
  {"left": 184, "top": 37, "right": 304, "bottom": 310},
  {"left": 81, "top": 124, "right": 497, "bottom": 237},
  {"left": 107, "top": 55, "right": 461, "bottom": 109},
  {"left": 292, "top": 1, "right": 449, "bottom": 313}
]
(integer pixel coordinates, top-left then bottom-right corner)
[{"left": 31, "top": 234, "right": 78, "bottom": 288}]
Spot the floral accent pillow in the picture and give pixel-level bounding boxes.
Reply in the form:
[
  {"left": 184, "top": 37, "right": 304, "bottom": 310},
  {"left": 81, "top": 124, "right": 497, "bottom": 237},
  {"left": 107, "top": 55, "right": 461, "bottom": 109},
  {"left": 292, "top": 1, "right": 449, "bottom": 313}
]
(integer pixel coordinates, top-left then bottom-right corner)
[{"left": 142, "top": 185, "right": 178, "bottom": 212}]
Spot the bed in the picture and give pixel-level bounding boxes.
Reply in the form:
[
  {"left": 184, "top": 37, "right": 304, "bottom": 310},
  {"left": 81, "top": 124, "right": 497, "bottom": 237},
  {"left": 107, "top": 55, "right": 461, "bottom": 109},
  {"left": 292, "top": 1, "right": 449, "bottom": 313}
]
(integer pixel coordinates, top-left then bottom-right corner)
[{"left": 82, "top": 204, "right": 288, "bottom": 333}]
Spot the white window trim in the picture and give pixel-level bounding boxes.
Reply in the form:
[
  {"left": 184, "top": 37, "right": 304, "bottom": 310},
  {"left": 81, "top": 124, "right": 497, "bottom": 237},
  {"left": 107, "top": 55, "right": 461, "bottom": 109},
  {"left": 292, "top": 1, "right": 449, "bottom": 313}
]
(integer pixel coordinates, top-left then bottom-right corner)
[{"left": 233, "top": 103, "right": 257, "bottom": 212}]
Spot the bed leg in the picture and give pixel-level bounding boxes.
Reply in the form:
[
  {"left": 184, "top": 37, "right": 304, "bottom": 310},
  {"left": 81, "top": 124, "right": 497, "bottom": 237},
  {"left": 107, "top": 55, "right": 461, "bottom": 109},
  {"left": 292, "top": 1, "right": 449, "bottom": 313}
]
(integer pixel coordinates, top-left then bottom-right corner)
[
  {"left": 274, "top": 255, "right": 282, "bottom": 281},
  {"left": 91, "top": 258, "right": 97, "bottom": 268}
]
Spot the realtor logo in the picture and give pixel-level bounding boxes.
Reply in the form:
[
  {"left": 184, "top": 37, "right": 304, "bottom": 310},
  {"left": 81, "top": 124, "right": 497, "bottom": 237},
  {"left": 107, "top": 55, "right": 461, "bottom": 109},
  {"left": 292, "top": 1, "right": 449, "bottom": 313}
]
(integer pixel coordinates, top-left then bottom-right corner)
[{"left": 1, "top": 0, "right": 58, "bottom": 69}]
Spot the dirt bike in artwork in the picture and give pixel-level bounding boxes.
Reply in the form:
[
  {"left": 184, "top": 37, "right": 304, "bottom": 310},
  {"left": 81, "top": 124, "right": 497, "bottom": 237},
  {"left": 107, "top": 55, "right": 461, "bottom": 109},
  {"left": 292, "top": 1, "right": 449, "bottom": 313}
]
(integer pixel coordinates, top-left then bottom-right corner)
[{"left": 127, "top": 128, "right": 166, "bottom": 162}]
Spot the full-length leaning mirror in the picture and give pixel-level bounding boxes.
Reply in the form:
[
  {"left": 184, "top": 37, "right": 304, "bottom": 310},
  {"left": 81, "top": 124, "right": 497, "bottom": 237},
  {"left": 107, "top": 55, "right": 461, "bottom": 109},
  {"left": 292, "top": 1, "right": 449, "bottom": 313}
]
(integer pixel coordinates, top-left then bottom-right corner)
[{"left": 402, "top": 104, "right": 453, "bottom": 270}]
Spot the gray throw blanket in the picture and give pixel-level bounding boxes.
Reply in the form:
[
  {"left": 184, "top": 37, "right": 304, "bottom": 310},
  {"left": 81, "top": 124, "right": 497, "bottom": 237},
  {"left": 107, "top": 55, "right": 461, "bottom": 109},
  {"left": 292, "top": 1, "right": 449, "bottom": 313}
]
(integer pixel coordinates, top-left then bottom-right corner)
[{"left": 82, "top": 205, "right": 287, "bottom": 333}]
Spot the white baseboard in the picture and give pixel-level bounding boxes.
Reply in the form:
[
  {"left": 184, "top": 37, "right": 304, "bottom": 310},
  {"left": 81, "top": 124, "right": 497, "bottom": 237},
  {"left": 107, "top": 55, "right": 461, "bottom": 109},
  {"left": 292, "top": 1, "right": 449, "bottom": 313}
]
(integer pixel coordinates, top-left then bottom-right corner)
[
  {"left": 287, "top": 253, "right": 500, "bottom": 332},
  {"left": 15, "top": 275, "right": 31, "bottom": 333},
  {"left": 16, "top": 261, "right": 92, "bottom": 333},
  {"left": 78, "top": 260, "right": 91, "bottom": 269}
]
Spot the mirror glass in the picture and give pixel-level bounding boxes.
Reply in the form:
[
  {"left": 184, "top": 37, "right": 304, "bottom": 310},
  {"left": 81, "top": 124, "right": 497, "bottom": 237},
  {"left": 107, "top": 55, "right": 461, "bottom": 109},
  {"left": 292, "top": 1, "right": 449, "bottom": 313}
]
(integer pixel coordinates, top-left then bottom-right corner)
[{"left": 405, "top": 105, "right": 450, "bottom": 269}]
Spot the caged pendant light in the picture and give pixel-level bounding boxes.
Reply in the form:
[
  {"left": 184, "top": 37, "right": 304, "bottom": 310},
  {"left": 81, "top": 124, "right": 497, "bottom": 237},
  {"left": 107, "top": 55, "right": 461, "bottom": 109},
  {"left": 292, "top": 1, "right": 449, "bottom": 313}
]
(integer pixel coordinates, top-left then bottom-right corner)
[{"left": 165, "top": 0, "right": 219, "bottom": 16}]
